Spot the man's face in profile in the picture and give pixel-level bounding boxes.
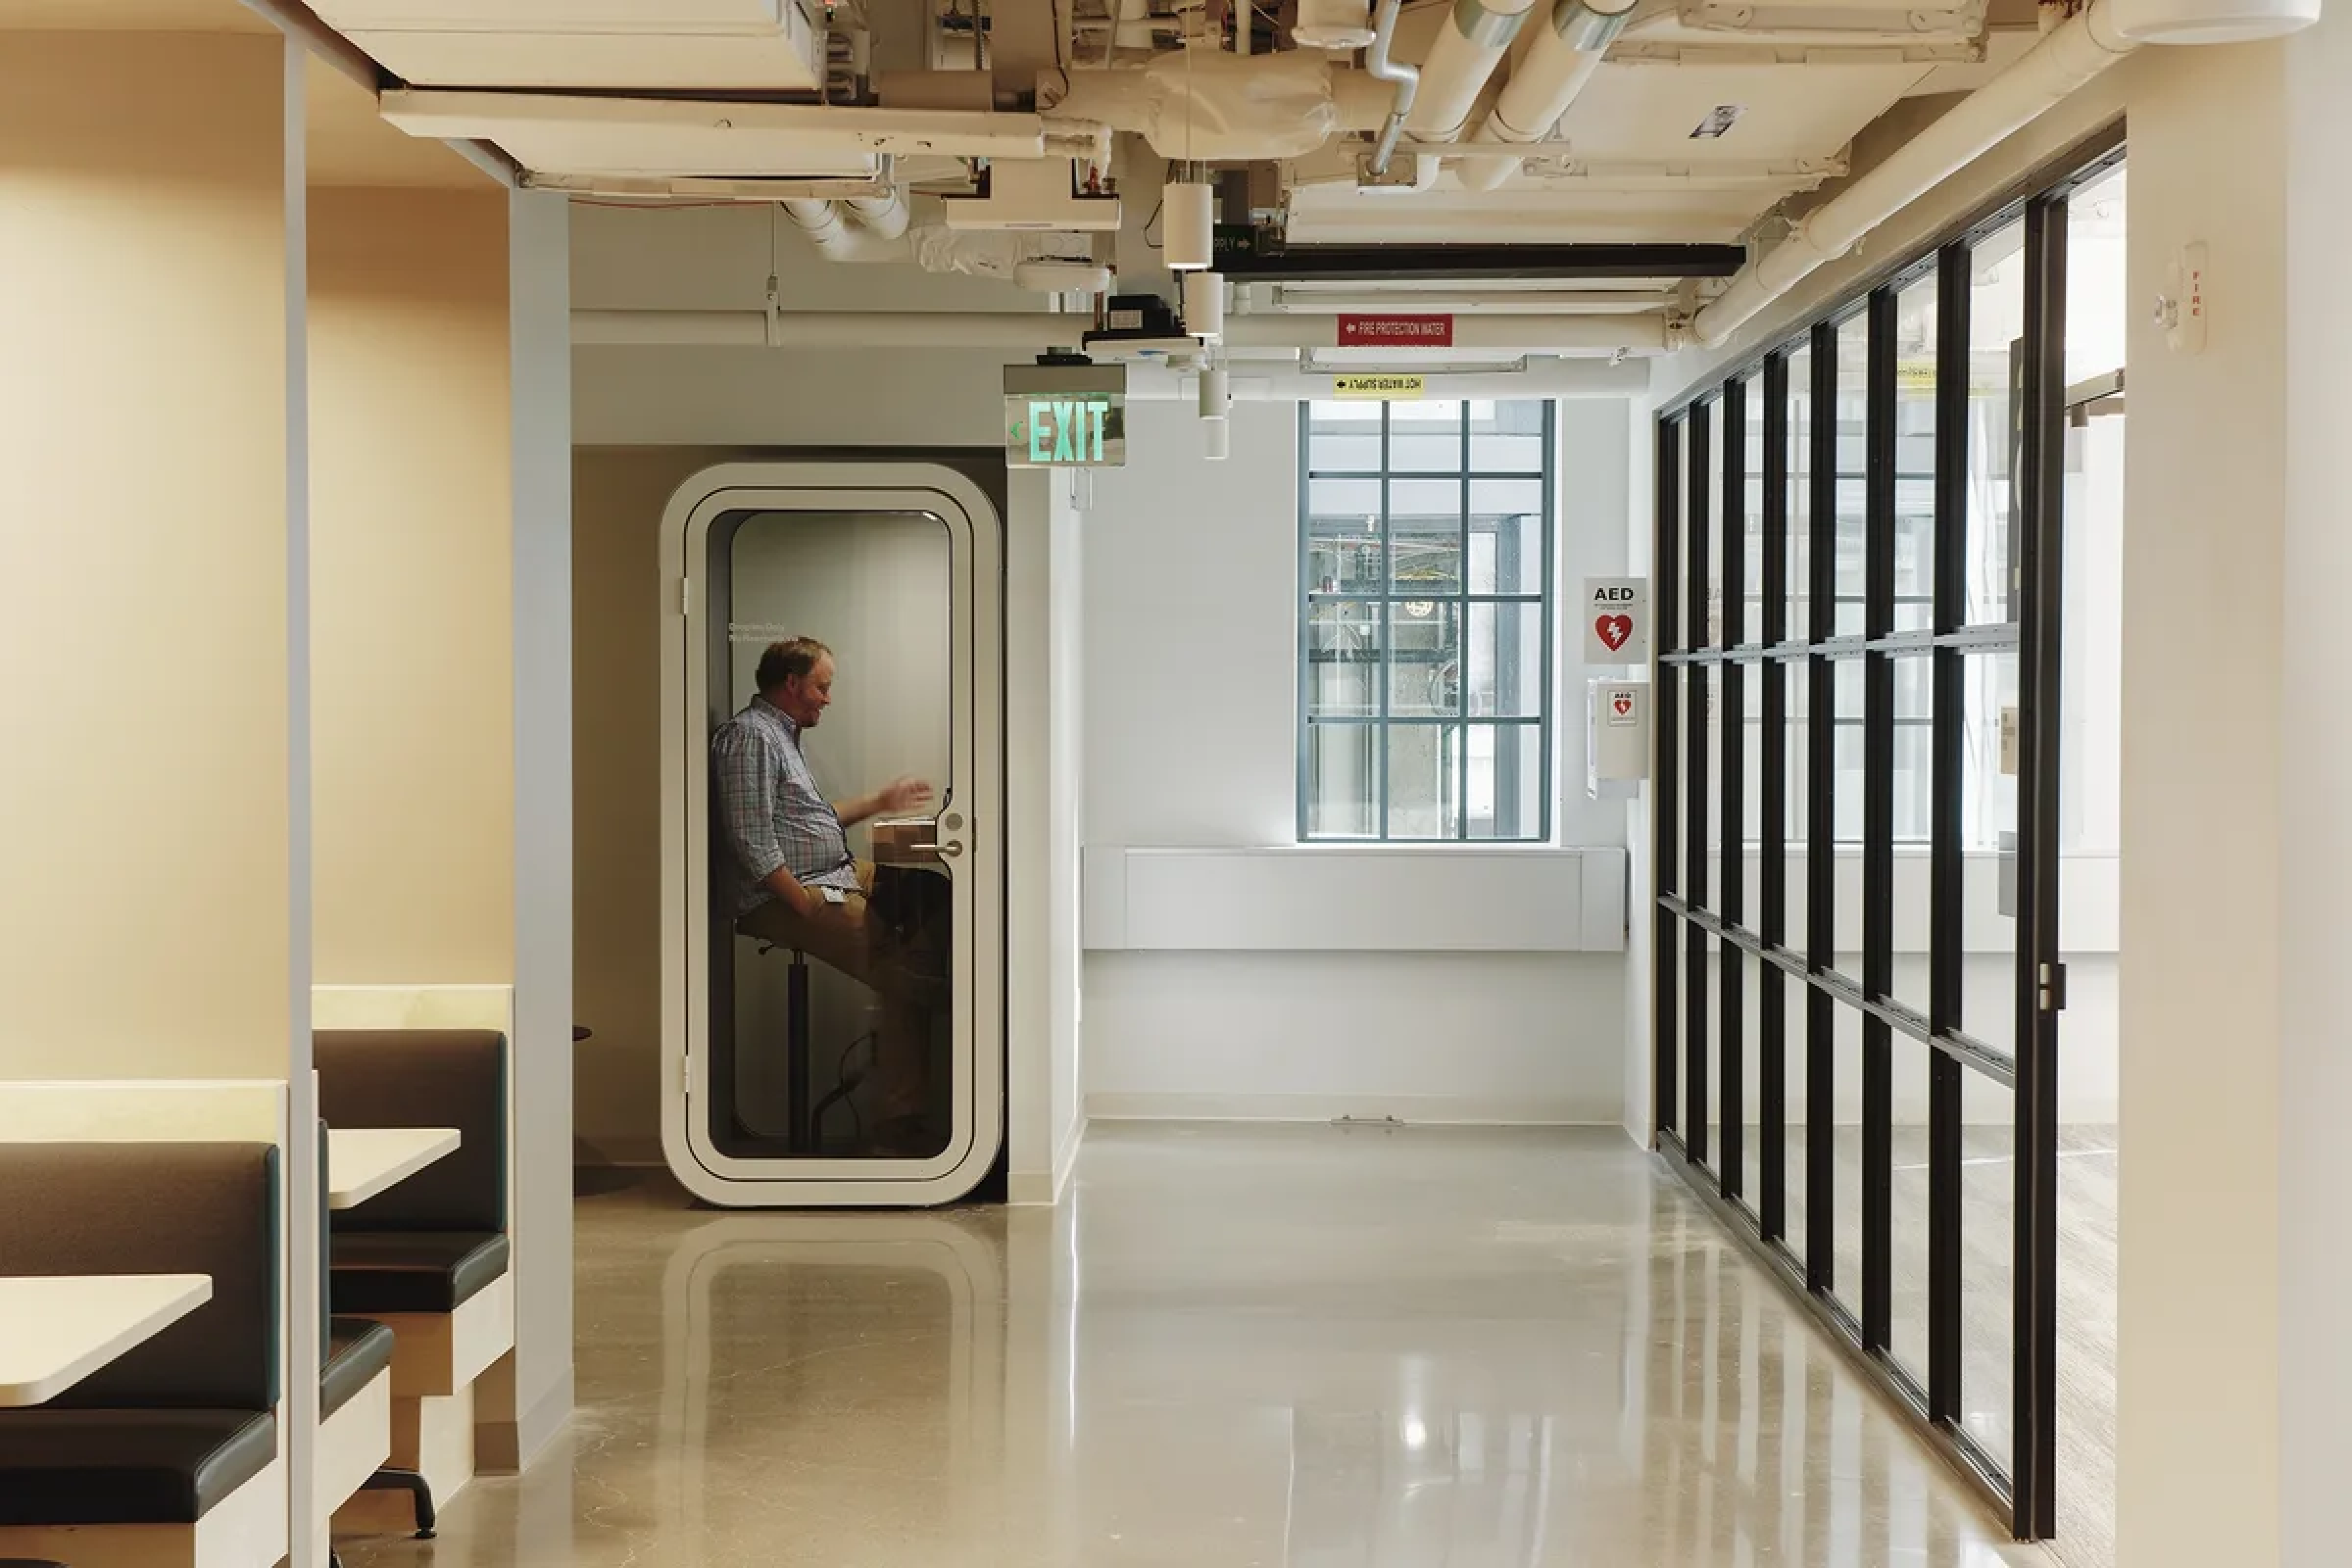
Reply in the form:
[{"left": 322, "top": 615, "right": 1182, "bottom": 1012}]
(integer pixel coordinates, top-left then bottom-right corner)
[{"left": 778, "top": 655, "right": 835, "bottom": 729}]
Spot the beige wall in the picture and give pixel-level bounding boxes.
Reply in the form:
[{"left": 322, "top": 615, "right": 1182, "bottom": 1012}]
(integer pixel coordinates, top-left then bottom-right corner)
[
  {"left": 0, "top": 33, "right": 300, "bottom": 1077},
  {"left": 308, "top": 186, "right": 516, "bottom": 982},
  {"left": 573, "top": 445, "right": 748, "bottom": 1159}
]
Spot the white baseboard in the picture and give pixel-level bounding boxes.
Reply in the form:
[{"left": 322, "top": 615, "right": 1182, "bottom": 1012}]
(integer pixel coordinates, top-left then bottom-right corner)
[{"left": 1084, "top": 1092, "right": 1622, "bottom": 1127}]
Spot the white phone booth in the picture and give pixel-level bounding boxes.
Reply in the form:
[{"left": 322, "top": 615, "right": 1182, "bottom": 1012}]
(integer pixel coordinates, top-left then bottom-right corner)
[{"left": 659, "top": 462, "right": 1005, "bottom": 1207}]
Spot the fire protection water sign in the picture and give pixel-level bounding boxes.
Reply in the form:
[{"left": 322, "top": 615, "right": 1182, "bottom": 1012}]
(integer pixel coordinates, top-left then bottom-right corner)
[
  {"left": 1582, "top": 577, "right": 1650, "bottom": 663},
  {"left": 1336, "top": 314, "right": 1454, "bottom": 348}
]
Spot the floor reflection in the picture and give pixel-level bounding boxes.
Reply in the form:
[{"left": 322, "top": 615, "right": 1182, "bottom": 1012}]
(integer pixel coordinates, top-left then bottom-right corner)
[{"left": 340, "top": 1125, "right": 2044, "bottom": 1568}]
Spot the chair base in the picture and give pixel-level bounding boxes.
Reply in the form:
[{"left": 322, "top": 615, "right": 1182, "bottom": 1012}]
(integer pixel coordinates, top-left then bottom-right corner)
[{"left": 361, "top": 1468, "right": 436, "bottom": 1539}]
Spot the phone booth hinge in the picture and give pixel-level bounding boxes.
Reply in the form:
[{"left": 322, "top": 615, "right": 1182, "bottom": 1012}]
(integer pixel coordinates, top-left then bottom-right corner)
[{"left": 2038, "top": 960, "right": 2067, "bottom": 1014}]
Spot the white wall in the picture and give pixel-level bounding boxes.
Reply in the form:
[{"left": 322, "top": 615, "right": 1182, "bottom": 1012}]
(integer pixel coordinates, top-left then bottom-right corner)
[{"left": 1079, "top": 398, "right": 1636, "bottom": 1125}]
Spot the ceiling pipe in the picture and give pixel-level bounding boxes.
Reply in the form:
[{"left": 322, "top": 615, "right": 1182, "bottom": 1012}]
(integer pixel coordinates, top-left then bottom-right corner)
[
  {"left": 1227, "top": 311, "right": 1670, "bottom": 352},
  {"left": 572, "top": 306, "right": 1674, "bottom": 354},
  {"left": 1407, "top": 0, "right": 1542, "bottom": 146},
  {"left": 1455, "top": 0, "right": 1636, "bottom": 192},
  {"left": 1361, "top": 0, "right": 1420, "bottom": 175},
  {"left": 842, "top": 189, "right": 912, "bottom": 239},
  {"left": 781, "top": 197, "right": 909, "bottom": 260},
  {"left": 1692, "top": 0, "right": 2137, "bottom": 348},
  {"left": 1133, "top": 355, "right": 1651, "bottom": 399}
]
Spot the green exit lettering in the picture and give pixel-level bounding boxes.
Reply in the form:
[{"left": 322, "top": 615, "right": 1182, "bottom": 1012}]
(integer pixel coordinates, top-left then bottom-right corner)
[{"left": 1027, "top": 397, "right": 1108, "bottom": 464}]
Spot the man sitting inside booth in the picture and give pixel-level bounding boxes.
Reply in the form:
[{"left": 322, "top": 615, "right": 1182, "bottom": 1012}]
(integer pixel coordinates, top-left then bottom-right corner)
[{"left": 712, "top": 636, "right": 944, "bottom": 1158}]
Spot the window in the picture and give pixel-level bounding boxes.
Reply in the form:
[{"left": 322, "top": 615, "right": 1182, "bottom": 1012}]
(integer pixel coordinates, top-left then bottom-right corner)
[
  {"left": 1299, "top": 399, "right": 1554, "bottom": 842},
  {"left": 1651, "top": 142, "right": 2129, "bottom": 1547}
]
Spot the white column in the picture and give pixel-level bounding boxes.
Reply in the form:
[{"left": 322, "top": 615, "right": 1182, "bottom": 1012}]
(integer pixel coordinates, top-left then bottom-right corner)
[
  {"left": 2116, "top": 31, "right": 2352, "bottom": 1565},
  {"left": 504, "top": 187, "right": 578, "bottom": 1463}
]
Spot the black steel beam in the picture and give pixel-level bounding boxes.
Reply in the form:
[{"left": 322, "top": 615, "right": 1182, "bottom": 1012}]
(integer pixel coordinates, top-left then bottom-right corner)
[{"left": 1217, "top": 242, "right": 1750, "bottom": 283}]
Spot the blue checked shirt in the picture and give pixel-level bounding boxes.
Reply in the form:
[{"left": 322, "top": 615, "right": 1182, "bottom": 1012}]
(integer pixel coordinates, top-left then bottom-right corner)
[{"left": 712, "top": 697, "right": 863, "bottom": 915}]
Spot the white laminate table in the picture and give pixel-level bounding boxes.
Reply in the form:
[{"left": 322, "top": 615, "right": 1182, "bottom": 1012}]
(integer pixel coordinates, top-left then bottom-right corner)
[
  {"left": 0, "top": 1273, "right": 214, "bottom": 1407},
  {"left": 328, "top": 1127, "right": 461, "bottom": 1210}
]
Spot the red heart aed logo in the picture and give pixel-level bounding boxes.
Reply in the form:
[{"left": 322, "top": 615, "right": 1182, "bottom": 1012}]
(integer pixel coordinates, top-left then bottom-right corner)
[
  {"left": 1596, "top": 614, "right": 1634, "bottom": 652},
  {"left": 1613, "top": 694, "right": 1633, "bottom": 717}
]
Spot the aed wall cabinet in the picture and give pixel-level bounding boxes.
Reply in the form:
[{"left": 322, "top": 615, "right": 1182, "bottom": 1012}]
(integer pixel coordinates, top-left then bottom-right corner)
[{"left": 1587, "top": 677, "right": 1648, "bottom": 799}]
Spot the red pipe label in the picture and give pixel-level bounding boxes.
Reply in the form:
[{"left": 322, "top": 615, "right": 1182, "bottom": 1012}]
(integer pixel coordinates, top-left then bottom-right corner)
[{"left": 1336, "top": 314, "right": 1454, "bottom": 347}]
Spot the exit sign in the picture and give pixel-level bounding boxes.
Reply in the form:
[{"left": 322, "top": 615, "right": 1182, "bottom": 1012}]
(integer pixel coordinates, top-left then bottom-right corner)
[
  {"left": 1004, "top": 361, "right": 1127, "bottom": 468},
  {"left": 1006, "top": 394, "right": 1123, "bottom": 466}
]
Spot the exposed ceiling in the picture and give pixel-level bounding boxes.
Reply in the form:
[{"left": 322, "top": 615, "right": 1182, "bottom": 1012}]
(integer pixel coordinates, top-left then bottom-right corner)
[
  {"left": 3, "top": 0, "right": 2099, "bottom": 358},
  {"left": 0, "top": 0, "right": 489, "bottom": 189}
]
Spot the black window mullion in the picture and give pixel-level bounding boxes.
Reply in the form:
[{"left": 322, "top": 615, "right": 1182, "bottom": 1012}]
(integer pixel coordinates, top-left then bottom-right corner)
[
  {"left": 1805, "top": 328, "right": 1838, "bottom": 1296},
  {"left": 1457, "top": 406, "right": 1471, "bottom": 840},
  {"left": 1861, "top": 286, "right": 1898, "bottom": 1353},
  {"left": 2011, "top": 190, "right": 2068, "bottom": 1544},
  {"left": 1759, "top": 353, "right": 1790, "bottom": 1241},
  {"left": 1684, "top": 400, "right": 1714, "bottom": 1169},
  {"left": 1376, "top": 406, "right": 1392, "bottom": 840},
  {"left": 1654, "top": 418, "right": 1684, "bottom": 1140},
  {"left": 1928, "top": 241, "right": 1972, "bottom": 1427},
  {"left": 1720, "top": 380, "right": 1748, "bottom": 1200}
]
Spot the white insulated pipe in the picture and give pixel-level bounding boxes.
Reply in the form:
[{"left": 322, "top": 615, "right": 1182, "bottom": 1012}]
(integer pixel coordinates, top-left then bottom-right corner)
[
  {"left": 842, "top": 190, "right": 911, "bottom": 239},
  {"left": 573, "top": 307, "right": 1674, "bottom": 355},
  {"left": 1691, "top": 0, "right": 2137, "bottom": 347},
  {"left": 1408, "top": 0, "right": 1543, "bottom": 144},
  {"left": 1456, "top": 0, "right": 1635, "bottom": 191},
  {"left": 783, "top": 193, "right": 914, "bottom": 260},
  {"left": 1134, "top": 354, "right": 1652, "bottom": 399}
]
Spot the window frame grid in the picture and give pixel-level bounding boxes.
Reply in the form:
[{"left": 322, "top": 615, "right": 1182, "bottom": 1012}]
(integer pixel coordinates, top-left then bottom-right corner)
[
  {"left": 1648, "top": 126, "right": 2125, "bottom": 1544},
  {"left": 1297, "top": 400, "right": 1558, "bottom": 844}
]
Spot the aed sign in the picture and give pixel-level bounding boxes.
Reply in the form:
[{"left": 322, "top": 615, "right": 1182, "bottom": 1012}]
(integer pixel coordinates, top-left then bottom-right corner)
[
  {"left": 1005, "top": 394, "right": 1124, "bottom": 467},
  {"left": 1337, "top": 314, "right": 1454, "bottom": 348},
  {"left": 1332, "top": 373, "right": 1425, "bottom": 400},
  {"left": 1582, "top": 576, "right": 1650, "bottom": 663}
]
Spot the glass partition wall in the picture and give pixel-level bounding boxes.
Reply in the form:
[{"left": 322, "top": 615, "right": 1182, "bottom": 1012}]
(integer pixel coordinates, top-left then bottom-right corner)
[{"left": 1651, "top": 139, "right": 2122, "bottom": 1543}]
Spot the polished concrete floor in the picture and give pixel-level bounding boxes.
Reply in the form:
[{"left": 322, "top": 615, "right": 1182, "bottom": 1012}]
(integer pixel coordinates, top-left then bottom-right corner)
[{"left": 343, "top": 1124, "right": 2051, "bottom": 1567}]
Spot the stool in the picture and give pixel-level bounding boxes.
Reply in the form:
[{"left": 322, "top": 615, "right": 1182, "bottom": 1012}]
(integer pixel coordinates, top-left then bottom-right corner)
[{"left": 749, "top": 941, "right": 818, "bottom": 1152}]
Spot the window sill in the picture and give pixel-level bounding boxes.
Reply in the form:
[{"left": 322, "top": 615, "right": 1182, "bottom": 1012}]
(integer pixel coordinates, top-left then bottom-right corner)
[{"left": 1081, "top": 844, "right": 1626, "bottom": 954}]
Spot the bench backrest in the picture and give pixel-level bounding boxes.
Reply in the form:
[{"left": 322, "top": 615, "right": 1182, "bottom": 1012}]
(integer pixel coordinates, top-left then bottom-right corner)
[
  {"left": 0, "top": 1141, "right": 282, "bottom": 1411},
  {"left": 314, "top": 1029, "right": 507, "bottom": 1234}
]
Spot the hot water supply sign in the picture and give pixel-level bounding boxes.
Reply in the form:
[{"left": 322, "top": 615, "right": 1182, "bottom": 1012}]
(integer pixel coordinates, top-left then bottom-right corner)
[{"left": 1004, "top": 361, "right": 1127, "bottom": 468}]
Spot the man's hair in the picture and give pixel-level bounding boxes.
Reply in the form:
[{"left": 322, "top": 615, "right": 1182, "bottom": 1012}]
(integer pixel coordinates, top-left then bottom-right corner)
[{"left": 756, "top": 637, "right": 832, "bottom": 693}]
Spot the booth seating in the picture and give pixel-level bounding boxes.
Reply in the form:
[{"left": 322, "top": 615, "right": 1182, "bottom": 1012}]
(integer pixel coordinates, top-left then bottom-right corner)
[
  {"left": 316, "top": 1030, "right": 512, "bottom": 1536},
  {"left": 0, "top": 1142, "right": 286, "bottom": 1568},
  {"left": 308, "top": 1122, "right": 398, "bottom": 1554}
]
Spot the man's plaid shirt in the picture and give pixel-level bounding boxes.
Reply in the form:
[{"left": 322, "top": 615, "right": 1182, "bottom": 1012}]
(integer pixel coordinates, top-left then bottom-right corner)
[{"left": 711, "top": 696, "right": 862, "bottom": 915}]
